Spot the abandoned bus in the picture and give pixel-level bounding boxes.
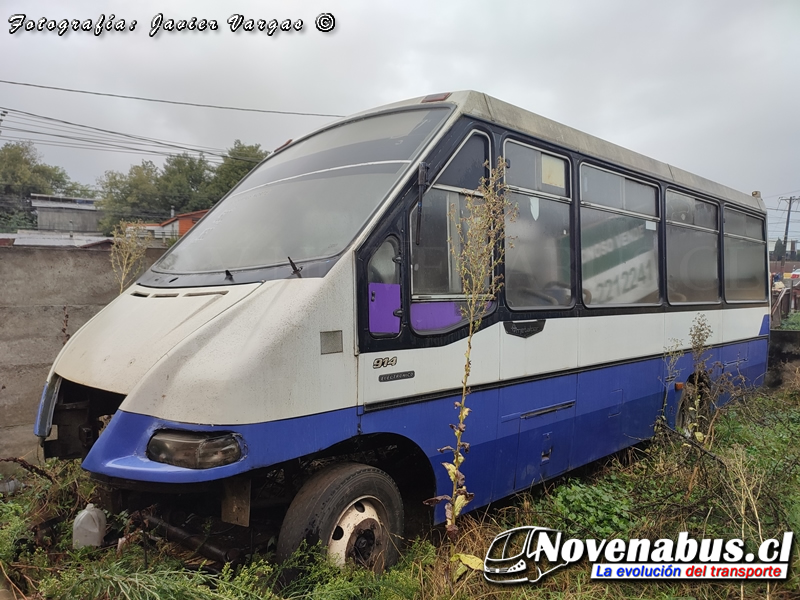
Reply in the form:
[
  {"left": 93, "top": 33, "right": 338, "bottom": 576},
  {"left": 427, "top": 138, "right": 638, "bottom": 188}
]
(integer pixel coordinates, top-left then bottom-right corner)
[{"left": 34, "top": 91, "right": 769, "bottom": 569}]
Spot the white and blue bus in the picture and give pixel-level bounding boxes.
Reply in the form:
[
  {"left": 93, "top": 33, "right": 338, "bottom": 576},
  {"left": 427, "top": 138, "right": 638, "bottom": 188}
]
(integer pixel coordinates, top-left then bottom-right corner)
[{"left": 35, "top": 91, "right": 768, "bottom": 569}]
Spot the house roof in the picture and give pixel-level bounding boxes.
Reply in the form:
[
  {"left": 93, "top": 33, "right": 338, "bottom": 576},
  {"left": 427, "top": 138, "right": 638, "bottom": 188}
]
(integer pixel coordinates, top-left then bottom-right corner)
[
  {"left": 158, "top": 209, "right": 209, "bottom": 227},
  {"left": 30, "top": 193, "right": 97, "bottom": 203},
  {"left": 31, "top": 200, "right": 98, "bottom": 211}
]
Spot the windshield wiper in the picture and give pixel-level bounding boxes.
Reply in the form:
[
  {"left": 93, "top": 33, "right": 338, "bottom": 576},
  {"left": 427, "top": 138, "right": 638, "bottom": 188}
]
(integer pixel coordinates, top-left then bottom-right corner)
[{"left": 288, "top": 256, "right": 303, "bottom": 278}]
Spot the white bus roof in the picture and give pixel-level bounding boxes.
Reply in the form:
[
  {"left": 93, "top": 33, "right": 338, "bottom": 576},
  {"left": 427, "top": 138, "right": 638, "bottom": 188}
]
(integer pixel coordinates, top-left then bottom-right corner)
[{"left": 350, "top": 91, "right": 764, "bottom": 214}]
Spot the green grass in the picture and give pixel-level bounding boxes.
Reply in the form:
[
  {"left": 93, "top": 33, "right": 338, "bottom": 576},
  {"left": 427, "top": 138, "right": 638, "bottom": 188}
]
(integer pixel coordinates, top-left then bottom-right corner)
[
  {"left": 778, "top": 311, "right": 800, "bottom": 330},
  {"left": 3, "top": 386, "right": 800, "bottom": 599}
]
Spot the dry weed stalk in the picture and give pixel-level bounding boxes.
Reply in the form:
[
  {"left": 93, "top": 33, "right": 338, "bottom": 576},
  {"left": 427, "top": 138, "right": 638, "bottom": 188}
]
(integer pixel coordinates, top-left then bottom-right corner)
[
  {"left": 110, "top": 221, "right": 151, "bottom": 294},
  {"left": 679, "top": 316, "right": 747, "bottom": 494},
  {"left": 721, "top": 446, "right": 768, "bottom": 600},
  {"left": 424, "top": 158, "right": 516, "bottom": 581}
]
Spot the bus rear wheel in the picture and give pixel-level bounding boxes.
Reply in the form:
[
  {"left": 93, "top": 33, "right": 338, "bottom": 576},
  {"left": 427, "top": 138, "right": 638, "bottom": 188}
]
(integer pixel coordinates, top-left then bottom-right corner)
[
  {"left": 276, "top": 462, "right": 404, "bottom": 572},
  {"left": 675, "top": 382, "right": 700, "bottom": 438}
]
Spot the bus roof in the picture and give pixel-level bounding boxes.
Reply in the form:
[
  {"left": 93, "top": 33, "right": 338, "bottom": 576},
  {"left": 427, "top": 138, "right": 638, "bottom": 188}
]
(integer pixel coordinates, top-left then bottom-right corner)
[{"left": 351, "top": 91, "right": 764, "bottom": 214}]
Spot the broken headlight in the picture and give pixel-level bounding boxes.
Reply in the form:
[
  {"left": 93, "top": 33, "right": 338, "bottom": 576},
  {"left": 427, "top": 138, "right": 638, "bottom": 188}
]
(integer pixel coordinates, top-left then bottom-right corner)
[{"left": 146, "top": 430, "right": 242, "bottom": 469}]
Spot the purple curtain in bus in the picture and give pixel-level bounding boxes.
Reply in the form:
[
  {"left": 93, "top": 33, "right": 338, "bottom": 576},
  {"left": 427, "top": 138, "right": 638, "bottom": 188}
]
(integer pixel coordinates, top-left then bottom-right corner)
[
  {"left": 368, "top": 283, "right": 401, "bottom": 334},
  {"left": 410, "top": 301, "right": 465, "bottom": 332}
]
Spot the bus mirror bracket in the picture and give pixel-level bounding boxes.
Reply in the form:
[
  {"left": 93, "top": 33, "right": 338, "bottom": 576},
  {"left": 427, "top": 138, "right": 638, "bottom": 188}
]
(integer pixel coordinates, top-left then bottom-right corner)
[{"left": 415, "top": 162, "right": 429, "bottom": 246}]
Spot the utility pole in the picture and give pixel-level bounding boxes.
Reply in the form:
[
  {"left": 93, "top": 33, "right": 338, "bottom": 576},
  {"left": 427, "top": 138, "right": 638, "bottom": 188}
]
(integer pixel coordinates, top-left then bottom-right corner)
[{"left": 780, "top": 196, "right": 799, "bottom": 276}]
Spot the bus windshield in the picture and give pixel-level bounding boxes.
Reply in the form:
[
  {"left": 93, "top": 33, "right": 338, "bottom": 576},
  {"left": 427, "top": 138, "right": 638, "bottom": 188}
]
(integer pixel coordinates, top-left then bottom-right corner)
[{"left": 155, "top": 107, "right": 449, "bottom": 274}]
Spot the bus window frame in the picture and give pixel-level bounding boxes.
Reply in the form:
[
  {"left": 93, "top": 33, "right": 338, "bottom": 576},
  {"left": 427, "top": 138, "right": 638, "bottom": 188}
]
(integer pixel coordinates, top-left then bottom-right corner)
[
  {"left": 408, "top": 129, "right": 496, "bottom": 336},
  {"left": 578, "top": 162, "right": 663, "bottom": 309},
  {"left": 502, "top": 138, "right": 575, "bottom": 312},
  {"left": 664, "top": 188, "right": 722, "bottom": 307},
  {"left": 722, "top": 206, "right": 768, "bottom": 304}
]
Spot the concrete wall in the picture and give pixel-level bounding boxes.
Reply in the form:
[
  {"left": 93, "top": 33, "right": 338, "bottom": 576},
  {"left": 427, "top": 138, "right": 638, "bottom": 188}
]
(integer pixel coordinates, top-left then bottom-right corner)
[{"left": 0, "top": 246, "right": 164, "bottom": 473}]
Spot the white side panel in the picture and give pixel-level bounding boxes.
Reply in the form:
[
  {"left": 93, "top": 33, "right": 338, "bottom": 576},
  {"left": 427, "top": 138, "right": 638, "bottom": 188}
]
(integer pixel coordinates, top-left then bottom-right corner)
[
  {"left": 578, "top": 313, "right": 665, "bottom": 366},
  {"left": 357, "top": 306, "right": 768, "bottom": 406},
  {"left": 721, "top": 306, "right": 769, "bottom": 342},
  {"left": 358, "top": 325, "right": 500, "bottom": 405},
  {"left": 664, "top": 310, "right": 723, "bottom": 349},
  {"left": 499, "top": 317, "right": 579, "bottom": 379}
]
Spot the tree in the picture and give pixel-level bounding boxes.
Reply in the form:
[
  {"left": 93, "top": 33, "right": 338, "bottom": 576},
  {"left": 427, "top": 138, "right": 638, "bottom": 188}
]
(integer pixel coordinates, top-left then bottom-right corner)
[
  {"left": 774, "top": 238, "right": 785, "bottom": 262},
  {"left": 0, "top": 141, "right": 92, "bottom": 197},
  {"left": 157, "top": 153, "right": 213, "bottom": 213},
  {"left": 60, "top": 180, "right": 96, "bottom": 198},
  {"left": 97, "top": 161, "right": 164, "bottom": 234},
  {"left": 0, "top": 209, "right": 36, "bottom": 233},
  {"left": 205, "top": 140, "right": 267, "bottom": 202}
]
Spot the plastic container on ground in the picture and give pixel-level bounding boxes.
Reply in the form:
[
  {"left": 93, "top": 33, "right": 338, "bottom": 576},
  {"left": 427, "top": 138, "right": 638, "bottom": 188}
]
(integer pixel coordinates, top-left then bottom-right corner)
[
  {"left": 73, "top": 503, "right": 106, "bottom": 548},
  {"left": 0, "top": 479, "right": 22, "bottom": 495}
]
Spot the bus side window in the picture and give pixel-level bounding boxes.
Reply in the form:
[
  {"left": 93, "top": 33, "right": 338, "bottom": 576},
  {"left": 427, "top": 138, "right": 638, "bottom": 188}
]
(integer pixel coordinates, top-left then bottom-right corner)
[
  {"left": 368, "top": 237, "right": 401, "bottom": 335},
  {"left": 506, "top": 193, "right": 572, "bottom": 307},
  {"left": 723, "top": 208, "right": 767, "bottom": 302},
  {"left": 503, "top": 142, "right": 572, "bottom": 308},
  {"left": 665, "top": 191, "right": 720, "bottom": 304},
  {"left": 580, "top": 166, "right": 660, "bottom": 306},
  {"left": 409, "top": 132, "right": 491, "bottom": 334}
]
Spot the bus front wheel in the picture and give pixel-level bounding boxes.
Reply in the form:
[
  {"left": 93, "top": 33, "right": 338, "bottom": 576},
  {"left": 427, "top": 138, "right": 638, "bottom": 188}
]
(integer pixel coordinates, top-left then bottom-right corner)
[{"left": 276, "top": 462, "right": 404, "bottom": 572}]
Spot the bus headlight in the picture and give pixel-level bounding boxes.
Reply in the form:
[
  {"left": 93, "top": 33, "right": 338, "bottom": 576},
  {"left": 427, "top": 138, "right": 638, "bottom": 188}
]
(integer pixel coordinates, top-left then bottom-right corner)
[{"left": 146, "top": 430, "right": 242, "bottom": 469}]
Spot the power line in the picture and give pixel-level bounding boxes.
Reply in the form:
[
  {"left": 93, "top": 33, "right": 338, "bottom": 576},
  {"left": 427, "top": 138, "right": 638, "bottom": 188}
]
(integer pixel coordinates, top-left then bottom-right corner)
[
  {"left": 4, "top": 113, "right": 229, "bottom": 154},
  {"left": 0, "top": 79, "right": 345, "bottom": 118},
  {"left": 0, "top": 106, "right": 244, "bottom": 161},
  {"left": 0, "top": 106, "right": 263, "bottom": 165},
  {"left": 1, "top": 135, "right": 227, "bottom": 164},
  {"left": 763, "top": 189, "right": 800, "bottom": 200}
]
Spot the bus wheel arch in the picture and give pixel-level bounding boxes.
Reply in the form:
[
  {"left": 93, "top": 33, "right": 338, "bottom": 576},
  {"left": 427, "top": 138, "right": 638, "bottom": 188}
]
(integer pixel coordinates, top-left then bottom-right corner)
[
  {"left": 276, "top": 462, "right": 403, "bottom": 571},
  {"left": 309, "top": 432, "right": 436, "bottom": 536}
]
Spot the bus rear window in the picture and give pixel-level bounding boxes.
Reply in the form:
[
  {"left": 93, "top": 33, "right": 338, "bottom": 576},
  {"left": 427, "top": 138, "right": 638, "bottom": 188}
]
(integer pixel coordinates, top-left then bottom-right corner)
[{"left": 724, "top": 208, "right": 766, "bottom": 302}]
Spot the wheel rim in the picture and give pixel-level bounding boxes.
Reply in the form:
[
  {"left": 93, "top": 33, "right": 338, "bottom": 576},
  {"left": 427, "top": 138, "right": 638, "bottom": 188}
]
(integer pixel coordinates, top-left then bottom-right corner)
[{"left": 327, "top": 496, "right": 389, "bottom": 570}]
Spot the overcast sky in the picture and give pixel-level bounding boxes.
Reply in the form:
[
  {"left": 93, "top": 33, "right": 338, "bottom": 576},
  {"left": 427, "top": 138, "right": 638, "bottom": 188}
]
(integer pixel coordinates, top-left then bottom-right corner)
[{"left": 2, "top": 0, "right": 798, "bottom": 238}]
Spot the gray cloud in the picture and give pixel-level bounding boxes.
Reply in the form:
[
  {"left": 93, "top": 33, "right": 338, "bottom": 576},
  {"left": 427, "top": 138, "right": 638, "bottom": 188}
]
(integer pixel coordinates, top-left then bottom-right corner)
[{"left": 2, "top": 0, "right": 798, "bottom": 235}]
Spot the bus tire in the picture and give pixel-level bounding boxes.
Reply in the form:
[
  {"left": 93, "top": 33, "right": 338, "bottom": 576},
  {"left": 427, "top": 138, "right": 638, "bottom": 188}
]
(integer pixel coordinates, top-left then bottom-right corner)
[
  {"left": 675, "top": 382, "right": 699, "bottom": 437},
  {"left": 276, "top": 462, "right": 404, "bottom": 572}
]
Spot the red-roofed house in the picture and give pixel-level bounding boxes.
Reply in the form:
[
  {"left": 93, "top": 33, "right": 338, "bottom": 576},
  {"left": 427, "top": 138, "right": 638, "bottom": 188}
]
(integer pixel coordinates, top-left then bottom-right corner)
[
  {"left": 158, "top": 209, "right": 210, "bottom": 237},
  {"left": 129, "top": 209, "right": 209, "bottom": 241}
]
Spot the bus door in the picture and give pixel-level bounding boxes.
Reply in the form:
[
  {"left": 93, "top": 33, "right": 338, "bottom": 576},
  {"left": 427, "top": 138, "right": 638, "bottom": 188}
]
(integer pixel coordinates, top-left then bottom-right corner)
[
  {"left": 497, "top": 142, "right": 578, "bottom": 491},
  {"left": 357, "top": 130, "right": 506, "bottom": 507}
]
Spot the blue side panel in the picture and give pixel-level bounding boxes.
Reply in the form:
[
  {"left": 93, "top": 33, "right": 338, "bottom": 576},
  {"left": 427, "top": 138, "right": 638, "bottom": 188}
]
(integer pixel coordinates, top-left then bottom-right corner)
[
  {"left": 746, "top": 338, "right": 768, "bottom": 387},
  {"left": 721, "top": 342, "right": 748, "bottom": 366},
  {"left": 499, "top": 374, "right": 577, "bottom": 491},
  {"left": 663, "top": 338, "right": 767, "bottom": 416},
  {"left": 571, "top": 359, "right": 663, "bottom": 468},
  {"left": 82, "top": 407, "right": 359, "bottom": 483},
  {"left": 759, "top": 314, "right": 770, "bottom": 336}
]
